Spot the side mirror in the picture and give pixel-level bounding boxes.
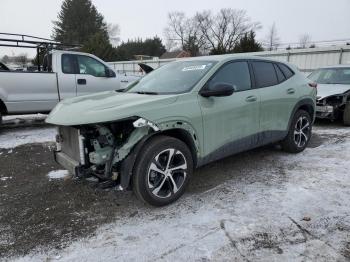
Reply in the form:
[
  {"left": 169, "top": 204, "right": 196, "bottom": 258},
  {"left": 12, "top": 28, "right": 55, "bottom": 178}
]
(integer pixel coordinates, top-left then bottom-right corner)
[
  {"left": 106, "top": 68, "right": 116, "bottom": 78},
  {"left": 199, "top": 83, "right": 235, "bottom": 97}
]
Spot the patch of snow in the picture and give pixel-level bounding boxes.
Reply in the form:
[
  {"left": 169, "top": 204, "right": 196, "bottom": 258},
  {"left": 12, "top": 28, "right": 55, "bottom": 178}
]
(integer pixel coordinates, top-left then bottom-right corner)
[
  {"left": 0, "top": 176, "right": 12, "bottom": 181},
  {"left": 13, "top": 126, "right": 350, "bottom": 261},
  {"left": 47, "top": 170, "right": 69, "bottom": 180},
  {"left": 0, "top": 127, "right": 56, "bottom": 149},
  {"left": 3, "top": 114, "right": 47, "bottom": 122}
]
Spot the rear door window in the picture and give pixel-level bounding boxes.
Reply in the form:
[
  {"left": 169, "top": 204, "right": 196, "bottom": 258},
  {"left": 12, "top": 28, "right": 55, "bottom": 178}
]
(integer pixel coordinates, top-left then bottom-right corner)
[
  {"left": 209, "top": 61, "right": 251, "bottom": 92},
  {"left": 62, "top": 54, "right": 77, "bottom": 74},
  {"left": 251, "top": 61, "right": 278, "bottom": 88}
]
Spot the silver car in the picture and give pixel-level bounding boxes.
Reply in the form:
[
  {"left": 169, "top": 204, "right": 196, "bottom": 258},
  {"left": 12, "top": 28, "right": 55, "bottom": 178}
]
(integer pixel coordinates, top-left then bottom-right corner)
[{"left": 308, "top": 65, "right": 350, "bottom": 125}]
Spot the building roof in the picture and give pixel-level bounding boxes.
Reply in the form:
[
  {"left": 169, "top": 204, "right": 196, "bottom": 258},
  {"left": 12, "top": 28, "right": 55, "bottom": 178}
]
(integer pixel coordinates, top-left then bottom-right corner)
[{"left": 160, "top": 50, "right": 190, "bottom": 59}]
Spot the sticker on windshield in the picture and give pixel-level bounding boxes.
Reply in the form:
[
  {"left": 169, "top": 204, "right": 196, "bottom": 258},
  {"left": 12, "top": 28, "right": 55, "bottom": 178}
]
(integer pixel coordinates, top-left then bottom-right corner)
[{"left": 182, "top": 65, "right": 207, "bottom": 71}]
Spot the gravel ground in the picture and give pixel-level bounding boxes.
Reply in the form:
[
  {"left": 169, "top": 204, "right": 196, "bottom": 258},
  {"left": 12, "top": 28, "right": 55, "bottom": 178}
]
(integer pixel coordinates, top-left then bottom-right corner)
[{"left": 0, "top": 120, "right": 349, "bottom": 261}]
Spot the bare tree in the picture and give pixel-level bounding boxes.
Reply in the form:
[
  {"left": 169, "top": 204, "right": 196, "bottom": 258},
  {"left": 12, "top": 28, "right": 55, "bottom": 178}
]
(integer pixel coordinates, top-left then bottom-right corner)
[
  {"left": 164, "top": 11, "right": 206, "bottom": 56},
  {"left": 298, "top": 33, "right": 311, "bottom": 49},
  {"left": 265, "top": 22, "right": 280, "bottom": 51},
  {"left": 107, "top": 23, "right": 121, "bottom": 47},
  {"left": 195, "top": 8, "right": 260, "bottom": 54}
]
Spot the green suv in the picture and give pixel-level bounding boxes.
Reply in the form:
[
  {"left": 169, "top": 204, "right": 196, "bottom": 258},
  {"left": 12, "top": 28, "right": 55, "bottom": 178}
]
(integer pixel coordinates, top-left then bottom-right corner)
[{"left": 47, "top": 55, "right": 316, "bottom": 206}]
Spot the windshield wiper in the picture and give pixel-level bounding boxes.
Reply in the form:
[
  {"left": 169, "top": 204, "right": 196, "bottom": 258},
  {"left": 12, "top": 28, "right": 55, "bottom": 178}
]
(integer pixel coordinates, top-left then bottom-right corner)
[
  {"left": 116, "top": 88, "right": 126, "bottom": 92},
  {"left": 133, "top": 91, "right": 159, "bottom": 95}
]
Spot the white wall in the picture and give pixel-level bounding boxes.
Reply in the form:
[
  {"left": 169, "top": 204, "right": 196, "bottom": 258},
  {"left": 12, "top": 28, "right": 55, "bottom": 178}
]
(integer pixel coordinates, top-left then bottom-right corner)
[{"left": 109, "top": 45, "right": 350, "bottom": 74}]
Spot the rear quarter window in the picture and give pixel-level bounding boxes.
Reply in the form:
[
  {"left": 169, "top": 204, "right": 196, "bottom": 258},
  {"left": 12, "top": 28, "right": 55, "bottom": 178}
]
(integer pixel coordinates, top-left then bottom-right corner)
[
  {"left": 273, "top": 63, "right": 286, "bottom": 83},
  {"left": 278, "top": 63, "right": 294, "bottom": 79}
]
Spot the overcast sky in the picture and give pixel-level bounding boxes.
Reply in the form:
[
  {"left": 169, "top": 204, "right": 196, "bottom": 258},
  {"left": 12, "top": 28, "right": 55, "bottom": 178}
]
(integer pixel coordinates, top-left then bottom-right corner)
[{"left": 1, "top": 0, "right": 350, "bottom": 58}]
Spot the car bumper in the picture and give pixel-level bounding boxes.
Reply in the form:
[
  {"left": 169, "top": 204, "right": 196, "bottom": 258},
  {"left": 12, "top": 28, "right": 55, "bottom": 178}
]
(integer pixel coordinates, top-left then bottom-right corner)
[
  {"left": 316, "top": 105, "right": 334, "bottom": 119},
  {"left": 54, "top": 150, "right": 80, "bottom": 175}
]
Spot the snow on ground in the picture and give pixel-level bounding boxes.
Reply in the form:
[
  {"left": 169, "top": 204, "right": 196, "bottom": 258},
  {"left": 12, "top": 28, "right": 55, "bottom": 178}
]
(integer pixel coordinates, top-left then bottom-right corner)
[
  {"left": 14, "top": 126, "right": 350, "bottom": 261},
  {"left": 3, "top": 114, "right": 47, "bottom": 122},
  {"left": 47, "top": 170, "right": 69, "bottom": 180},
  {"left": 0, "top": 127, "right": 56, "bottom": 149},
  {"left": 0, "top": 176, "right": 12, "bottom": 181}
]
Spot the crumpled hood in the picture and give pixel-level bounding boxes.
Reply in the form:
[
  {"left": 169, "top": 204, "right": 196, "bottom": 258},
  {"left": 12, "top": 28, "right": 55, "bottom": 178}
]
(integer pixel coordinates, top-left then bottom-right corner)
[
  {"left": 46, "top": 91, "right": 178, "bottom": 126},
  {"left": 317, "top": 84, "right": 350, "bottom": 100}
]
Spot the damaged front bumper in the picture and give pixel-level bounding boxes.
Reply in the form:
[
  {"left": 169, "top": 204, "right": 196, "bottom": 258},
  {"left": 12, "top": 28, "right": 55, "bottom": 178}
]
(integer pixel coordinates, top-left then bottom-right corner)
[
  {"left": 316, "top": 105, "right": 334, "bottom": 118},
  {"left": 54, "top": 150, "right": 81, "bottom": 176},
  {"left": 53, "top": 117, "right": 159, "bottom": 189}
]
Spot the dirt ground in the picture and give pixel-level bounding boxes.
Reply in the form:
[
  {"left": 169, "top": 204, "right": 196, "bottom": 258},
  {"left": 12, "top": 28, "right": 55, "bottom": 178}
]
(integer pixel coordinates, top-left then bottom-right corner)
[{"left": 0, "top": 120, "right": 350, "bottom": 261}]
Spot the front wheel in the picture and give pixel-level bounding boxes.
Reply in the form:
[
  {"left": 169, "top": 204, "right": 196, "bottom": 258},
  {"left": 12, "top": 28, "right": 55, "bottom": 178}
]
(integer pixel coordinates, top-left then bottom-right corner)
[
  {"left": 132, "top": 136, "right": 193, "bottom": 206},
  {"left": 281, "top": 110, "right": 312, "bottom": 153}
]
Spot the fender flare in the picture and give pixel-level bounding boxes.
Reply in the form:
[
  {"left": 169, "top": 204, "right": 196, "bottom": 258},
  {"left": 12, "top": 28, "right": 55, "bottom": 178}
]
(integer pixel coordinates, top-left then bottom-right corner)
[
  {"left": 287, "top": 98, "right": 315, "bottom": 130},
  {"left": 119, "top": 120, "right": 200, "bottom": 190}
]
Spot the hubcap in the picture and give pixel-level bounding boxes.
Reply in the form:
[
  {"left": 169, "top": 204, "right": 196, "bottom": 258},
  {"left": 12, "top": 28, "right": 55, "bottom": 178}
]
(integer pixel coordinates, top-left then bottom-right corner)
[
  {"left": 147, "top": 148, "right": 187, "bottom": 198},
  {"left": 294, "top": 116, "right": 310, "bottom": 148}
]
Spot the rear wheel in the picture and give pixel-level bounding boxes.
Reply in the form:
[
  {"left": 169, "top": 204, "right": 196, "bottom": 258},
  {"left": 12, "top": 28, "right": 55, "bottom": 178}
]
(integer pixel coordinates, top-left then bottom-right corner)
[
  {"left": 132, "top": 136, "right": 193, "bottom": 206},
  {"left": 343, "top": 103, "right": 350, "bottom": 126},
  {"left": 281, "top": 110, "right": 312, "bottom": 153}
]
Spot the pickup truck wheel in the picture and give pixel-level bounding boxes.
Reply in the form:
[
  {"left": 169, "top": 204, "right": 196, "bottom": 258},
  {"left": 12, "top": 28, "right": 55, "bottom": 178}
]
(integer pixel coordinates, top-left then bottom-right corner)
[
  {"left": 281, "top": 110, "right": 312, "bottom": 153},
  {"left": 132, "top": 135, "right": 193, "bottom": 206},
  {"left": 343, "top": 103, "right": 350, "bottom": 126}
]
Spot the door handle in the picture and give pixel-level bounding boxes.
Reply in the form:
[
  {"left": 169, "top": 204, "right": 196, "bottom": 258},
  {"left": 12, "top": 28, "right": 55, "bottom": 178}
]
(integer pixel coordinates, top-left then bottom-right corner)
[
  {"left": 287, "top": 88, "right": 295, "bottom": 94},
  {"left": 77, "top": 79, "right": 87, "bottom": 85},
  {"left": 245, "top": 95, "right": 257, "bottom": 102}
]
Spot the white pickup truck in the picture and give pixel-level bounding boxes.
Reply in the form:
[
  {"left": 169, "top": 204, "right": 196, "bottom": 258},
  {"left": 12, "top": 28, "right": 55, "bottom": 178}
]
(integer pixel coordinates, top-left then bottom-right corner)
[{"left": 0, "top": 50, "right": 140, "bottom": 124}]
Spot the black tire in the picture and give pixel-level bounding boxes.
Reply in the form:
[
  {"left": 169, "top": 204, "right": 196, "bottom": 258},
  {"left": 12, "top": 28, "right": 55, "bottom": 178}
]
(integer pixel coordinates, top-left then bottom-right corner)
[
  {"left": 281, "top": 110, "right": 312, "bottom": 153},
  {"left": 132, "top": 135, "right": 193, "bottom": 206},
  {"left": 343, "top": 103, "right": 350, "bottom": 126},
  {"left": 0, "top": 111, "right": 2, "bottom": 126}
]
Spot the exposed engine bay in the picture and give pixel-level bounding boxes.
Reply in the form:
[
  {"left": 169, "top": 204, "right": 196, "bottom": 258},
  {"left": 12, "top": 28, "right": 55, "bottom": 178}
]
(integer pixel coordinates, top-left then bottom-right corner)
[
  {"left": 55, "top": 117, "right": 160, "bottom": 189},
  {"left": 316, "top": 92, "right": 350, "bottom": 120}
]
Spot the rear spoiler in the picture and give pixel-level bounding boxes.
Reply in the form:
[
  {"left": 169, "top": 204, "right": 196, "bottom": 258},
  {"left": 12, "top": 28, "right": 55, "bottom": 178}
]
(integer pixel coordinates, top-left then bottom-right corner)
[{"left": 138, "top": 63, "right": 154, "bottom": 74}]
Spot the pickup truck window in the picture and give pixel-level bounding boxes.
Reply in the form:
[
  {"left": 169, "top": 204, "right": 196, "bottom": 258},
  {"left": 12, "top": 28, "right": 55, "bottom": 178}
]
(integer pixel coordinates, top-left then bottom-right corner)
[
  {"left": 62, "top": 54, "right": 76, "bottom": 74},
  {"left": 77, "top": 55, "right": 107, "bottom": 77}
]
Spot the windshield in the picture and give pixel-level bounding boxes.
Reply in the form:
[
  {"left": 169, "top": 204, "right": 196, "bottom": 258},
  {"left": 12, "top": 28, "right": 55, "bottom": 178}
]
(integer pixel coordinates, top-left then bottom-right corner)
[
  {"left": 126, "top": 60, "right": 217, "bottom": 94},
  {"left": 308, "top": 68, "right": 350, "bottom": 85}
]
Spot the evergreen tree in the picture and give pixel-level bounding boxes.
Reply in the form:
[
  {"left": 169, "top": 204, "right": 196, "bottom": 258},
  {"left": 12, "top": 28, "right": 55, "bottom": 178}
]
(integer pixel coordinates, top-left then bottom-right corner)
[
  {"left": 82, "top": 32, "right": 118, "bottom": 61},
  {"left": 143, "top": 37, "right": 166, "bottom": 58},
  {"left": 52, "top": 0, "right": 115, "bottom": 61},
  {"left": 115, "top": 37, "right": 166, "bottom": 61},
  {"left": 52, "top": 0, "right": 108, "bottom": 44},
  {"left": 233, "top": 31, "right": 263, "bottom": 53}
]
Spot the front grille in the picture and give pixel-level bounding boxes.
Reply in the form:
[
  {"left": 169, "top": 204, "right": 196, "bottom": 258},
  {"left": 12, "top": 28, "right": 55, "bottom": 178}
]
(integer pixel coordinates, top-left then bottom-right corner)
[{"left": 58, "top": 126, "right": 81, "bottom": 163}]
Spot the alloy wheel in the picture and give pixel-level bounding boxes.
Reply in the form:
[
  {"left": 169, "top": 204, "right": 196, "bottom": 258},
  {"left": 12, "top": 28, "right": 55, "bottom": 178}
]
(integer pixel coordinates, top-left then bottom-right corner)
[
  {"left": 294, "top": 116, "right": 310, "bottom": 148},
  {"left": 147, "top": 148, "right": 188, "bottom": 198}
]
